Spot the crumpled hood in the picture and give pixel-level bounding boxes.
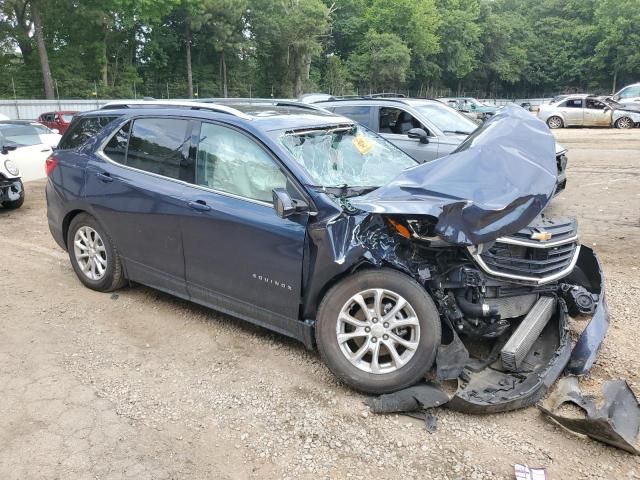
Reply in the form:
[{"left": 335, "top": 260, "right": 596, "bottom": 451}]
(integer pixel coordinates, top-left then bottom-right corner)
[{"left": 350, "top": 104, "right": 558, "bottom": 246}]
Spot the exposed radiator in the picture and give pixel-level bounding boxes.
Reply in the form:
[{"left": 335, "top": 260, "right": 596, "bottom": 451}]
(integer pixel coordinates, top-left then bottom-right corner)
[{"left": 501, "top": 296, "right": 556, "bottom": 371}]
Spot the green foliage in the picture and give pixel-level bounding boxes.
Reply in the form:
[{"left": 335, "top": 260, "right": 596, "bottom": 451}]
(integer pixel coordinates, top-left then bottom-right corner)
[{"left": 0, "top": 0, "right": 638, "bottom": 99}]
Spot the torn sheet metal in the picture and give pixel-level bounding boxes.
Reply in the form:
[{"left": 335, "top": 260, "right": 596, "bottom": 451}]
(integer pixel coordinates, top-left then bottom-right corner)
[
  {"left": 539, "top": 377, "right": 640, "bottom": 455},
  {"left": 514, "top": 464, "right": 548, "bottom": 480},
  {"left": 350, "top": 104, "right": 558, "bottom": 245}
]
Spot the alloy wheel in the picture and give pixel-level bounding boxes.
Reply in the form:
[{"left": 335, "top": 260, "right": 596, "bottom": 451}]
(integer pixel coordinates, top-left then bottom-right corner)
[
  {"left": 547, "top": 117, "right": 562, "bottom": 129},
  {"left": 336, "top": 288, "right": 420, "bottom": 374},
  {"left": 73, "top": 226, "right": 108, "bottom": 281},
  {"left": 617, "top": 117, "right": 633, "bottom": 129}
]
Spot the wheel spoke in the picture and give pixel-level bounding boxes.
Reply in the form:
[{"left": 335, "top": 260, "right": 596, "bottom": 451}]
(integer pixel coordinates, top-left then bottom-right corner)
[
  {"left": 350, "top": 339, "right": 371, "bottom": 362},
  {"left": 339, "top": 312, "right": 368, "bottom": 329},
  {"left": 389, "top": 333, "right": 418, "bottom": 351},
  {"left": 370, "top": 341, "right": 381, "bottom": 373},
  {"left": 384, "top": 340, "right": 405, "bottom": 368},
  {"left": 383, "top": 298, "right": 406, "bottom": 322},
  {"left": 352, "top": 294, "right": 372, "bottom": 322},
  {"left": 390, "top": 316, "right": 419, "bottom": 329},
  {"left": 373, "top": 289, "right": 384, "bottom": 318},
  {"left": 337, "top": 329, "right": 367, "bottom": 344}
]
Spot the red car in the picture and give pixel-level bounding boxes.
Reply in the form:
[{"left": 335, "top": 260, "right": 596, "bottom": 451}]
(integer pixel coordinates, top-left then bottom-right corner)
[{"left": 37, "top": 111, "right": 79, "bottom": 134}]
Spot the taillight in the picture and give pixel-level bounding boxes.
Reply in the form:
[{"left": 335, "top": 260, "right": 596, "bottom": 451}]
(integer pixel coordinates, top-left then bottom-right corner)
[{"left": 45, "top": 155, "right": 59, "bottom": 176}]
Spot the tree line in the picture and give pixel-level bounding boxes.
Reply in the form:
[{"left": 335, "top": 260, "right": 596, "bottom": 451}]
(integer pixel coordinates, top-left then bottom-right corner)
[{"left": 1, "top": 0, "right": 639, "bottom": 100}]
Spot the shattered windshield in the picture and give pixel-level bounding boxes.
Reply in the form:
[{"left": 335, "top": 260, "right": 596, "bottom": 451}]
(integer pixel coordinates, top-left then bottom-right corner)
[{"left": 277, "top": 124, "right": 416, "bottom": 188}]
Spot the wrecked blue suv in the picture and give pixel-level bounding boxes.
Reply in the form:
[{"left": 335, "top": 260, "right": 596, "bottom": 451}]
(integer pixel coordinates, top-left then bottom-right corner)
[{"left": 46, "top": 102, "right": 607, "bottom": 412}]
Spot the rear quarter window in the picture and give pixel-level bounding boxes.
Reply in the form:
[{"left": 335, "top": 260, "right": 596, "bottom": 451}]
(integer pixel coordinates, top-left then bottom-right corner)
[
  {"left": 58, "top": 116, "right": 121, "bottom": 150},
  {"left": 331, "top": 105, "right": 373, "bottom": 128}
]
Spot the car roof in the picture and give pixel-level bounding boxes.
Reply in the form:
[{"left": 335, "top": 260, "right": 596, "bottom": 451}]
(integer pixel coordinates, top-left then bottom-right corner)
[
  {"left": 316, "top": 97, "right": 442, "bottom": 107},
  {"left": 91, "top": 101, "right": 353, "bottom": 133}
]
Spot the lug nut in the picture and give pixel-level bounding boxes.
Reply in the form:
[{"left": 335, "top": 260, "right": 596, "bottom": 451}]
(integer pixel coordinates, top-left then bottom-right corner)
[
  {"left": 372, "top": 317, "right": 378, "bottom": 323},
  {"left": 365, "top": 327, "right": 371, "bottom": 333},
  {"left": 383, "top": 334, "right": 389, "bottom": 340},
  {"left": 371, "top": 337, "right": 377, "bottom": 343},
  {"left": 383, "top": 322, "right": 389, "bottom": 328}
]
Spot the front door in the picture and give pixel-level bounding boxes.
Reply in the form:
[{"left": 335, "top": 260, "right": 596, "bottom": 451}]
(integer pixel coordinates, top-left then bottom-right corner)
[
  {"left": 377, "top": 107, "right": 440, "bottom": 163},
  {"left": 84, "top": 117, "right": 195, "bottom": 297},
  {"left": 180, "top": 121, "right": 308, "bottom": 330},
  {"left": 584, "top": 98, "right": 612, "bottom": 127}
]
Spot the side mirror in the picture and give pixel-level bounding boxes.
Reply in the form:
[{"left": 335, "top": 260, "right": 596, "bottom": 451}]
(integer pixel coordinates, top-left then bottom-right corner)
[
  {"left": 273, "top": 188, "right": 308, "bottom": 218},
  {"left": 1, "top": 144, "right": 18, "bottom": 155},
  {"left": 407, "top": 128, "right": 429, "bottom": 144}
]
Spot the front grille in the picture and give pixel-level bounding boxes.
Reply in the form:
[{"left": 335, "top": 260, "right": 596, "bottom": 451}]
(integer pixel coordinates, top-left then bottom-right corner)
[
  {"left": 509, "top": 217, "right": 576, "bottom": 244},
  {"left": 480, "top": 241, "right": 578, "bottom": 278},
  {"left": 471, "top": 217, "right": 579, "bottom": 284}
]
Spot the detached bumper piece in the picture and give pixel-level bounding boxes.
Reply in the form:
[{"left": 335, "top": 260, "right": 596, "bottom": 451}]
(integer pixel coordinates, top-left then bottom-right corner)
[
  {"left": 539, "top": 377, "right": 640, "bottom": 455},
  {"left": 368, "top": 246, "right": 609, "bottom": 415}
]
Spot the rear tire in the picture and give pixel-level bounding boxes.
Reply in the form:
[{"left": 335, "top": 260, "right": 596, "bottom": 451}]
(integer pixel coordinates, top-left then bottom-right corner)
[
  {"left": 546, "top": 116, "right": 564, "bottom": 129},
  {"left": 67, "top": 213, "right": 126, "bottom": 292},
  {"left": 315, "top": 268, "right": 441, "bottom": 394},
  {"left": 615, "top": 116, "right": 634, "bottom": 129}
]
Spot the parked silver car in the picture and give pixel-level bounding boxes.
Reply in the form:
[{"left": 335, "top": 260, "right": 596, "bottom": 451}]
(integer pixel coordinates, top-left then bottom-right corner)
[
  {"left": 612, "top": 82, "right": 640, "bottom": 105},
  {"left": 538, "top": 94, "right": 640, "bottom": 129}
]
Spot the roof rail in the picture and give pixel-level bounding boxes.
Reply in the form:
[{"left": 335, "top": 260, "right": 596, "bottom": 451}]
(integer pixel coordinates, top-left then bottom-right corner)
[
  {"left": 100, "top": 100, "right": 253, "bottom": 120},
  {"left": 198, "top": 98, "right": 325, "bottom": 111}
]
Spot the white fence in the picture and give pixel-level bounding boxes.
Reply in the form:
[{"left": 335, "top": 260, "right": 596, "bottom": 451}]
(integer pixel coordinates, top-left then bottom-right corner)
[
  {"left": 0, "top": 100, "right": 118, "bottom": 120},
  {"left": 0, "top": 97, "right": 554, "bottom": 121}
]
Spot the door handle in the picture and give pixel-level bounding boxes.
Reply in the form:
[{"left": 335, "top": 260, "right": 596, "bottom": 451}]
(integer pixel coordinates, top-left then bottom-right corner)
[
  {"left": 40, "top": 148, "right": 50, "bottom": 153},
  {"left": 188, "top": 200, "right": 211, "bottom": 212},
  {"left": 96, "top": 172, "right": 113, "bottom": 183}
]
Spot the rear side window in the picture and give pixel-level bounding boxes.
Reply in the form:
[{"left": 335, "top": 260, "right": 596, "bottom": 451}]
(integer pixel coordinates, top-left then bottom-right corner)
[
  {"left": 103, "top": 122, "right": 131, "bottom": 165},
  {"left": 331, "top": 106, "right": 372, "bottom": 127},
  {"left": 58, "top": 115, "right": 120, "bottom": 150},
  {"left": 126, "top": 118, "right": 192, "bottom": 181},
  {"left": 561, "top": 99, "right": 583, "bottom": 108}
]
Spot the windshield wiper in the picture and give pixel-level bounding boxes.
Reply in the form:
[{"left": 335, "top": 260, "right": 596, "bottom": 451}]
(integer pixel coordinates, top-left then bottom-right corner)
[{"left": 443, "top": 130, "right": 472, "bottom": 135}]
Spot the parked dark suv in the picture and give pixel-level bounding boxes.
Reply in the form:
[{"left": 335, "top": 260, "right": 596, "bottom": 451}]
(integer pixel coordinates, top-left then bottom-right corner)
[{"left": 46, "top": 101, "right": 607, "bottom": 412}]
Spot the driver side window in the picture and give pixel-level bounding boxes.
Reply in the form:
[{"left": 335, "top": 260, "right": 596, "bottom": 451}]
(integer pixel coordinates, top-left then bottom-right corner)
[
  {"left": 195, "top": 123, "right": 287, "bottom": 204},
  {"left": 379, "top": 107, "right": 427, "bottom": 135},
  {"left": 586, "top": 99, "right": 605, "bottom": 110}
]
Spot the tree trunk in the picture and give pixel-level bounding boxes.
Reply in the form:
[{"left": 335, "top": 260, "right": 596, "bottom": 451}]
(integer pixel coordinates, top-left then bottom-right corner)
[
  {"left": 220, "top": 51, "right": 228, "bottom": 98},
  {"left": 31, "top": 1, "right": 54, "bottom": 99},
  {"left": 612, "top": 68, "right": 617, "bottom": 95},
  {"left": 293, "top": 51, "right": 304, "bottom": 98},
  {"left": 186, "top": 23, "right": 193, "bottom": 99},
  {"left": 101, "top": 22, "right": 108, "bottom": 87}
]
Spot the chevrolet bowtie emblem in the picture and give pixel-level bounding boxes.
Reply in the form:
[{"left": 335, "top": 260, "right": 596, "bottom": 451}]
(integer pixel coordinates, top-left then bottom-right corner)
[{"left": 531, "top": 230, "right": 553, "bottom": 241}]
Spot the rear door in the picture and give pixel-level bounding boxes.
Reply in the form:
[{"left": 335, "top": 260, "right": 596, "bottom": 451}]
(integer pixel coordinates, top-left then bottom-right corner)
[
  {"left": 84, "top": 117, "right": 195, "bottom": 297},
  {"left": 375, "top": 106, "right": 440, "bottom": 163},
  {"left": 559, "top": 98, "right": 584, "bottom": 125},
  {"left": 179, "top": 121, "right": 308, "bottom": 328}
]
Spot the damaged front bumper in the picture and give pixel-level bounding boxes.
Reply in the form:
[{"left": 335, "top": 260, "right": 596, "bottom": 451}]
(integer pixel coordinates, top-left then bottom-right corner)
[
  {"left": 0, "top": 177, "right": 23, "bottom": 203},
  {"left": 369, "top": 246, "right": 609, "bottom": 415},
  {"left": 449, "top": 246, "right": 608, "bottom": 414}
]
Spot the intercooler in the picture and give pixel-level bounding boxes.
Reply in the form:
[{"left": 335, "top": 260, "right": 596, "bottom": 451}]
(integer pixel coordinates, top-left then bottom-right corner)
[{"left": 501, "top": 296, "right": 556, "bottom": 371}]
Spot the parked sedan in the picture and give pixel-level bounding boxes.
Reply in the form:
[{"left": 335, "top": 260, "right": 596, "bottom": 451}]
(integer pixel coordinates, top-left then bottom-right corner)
[
  {"left": 0, "top": 121, "right": 56, "bottom": 181},
  {"left": 538, "top": 94, "right": 640, "bottom": 129},
  {"left": 46, "top": 102, "right": 607, "bottom": 412}
]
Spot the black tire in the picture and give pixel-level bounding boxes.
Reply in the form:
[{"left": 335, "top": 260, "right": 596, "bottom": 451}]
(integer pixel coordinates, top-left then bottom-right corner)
[
  {"left": 2, "top": 195, "right": 24, "bottom": 209},
  {"left": 67, "top": 213, "right": 126, "bottom": 292},
  {"left": 546, "top": 116, "right": 564, "bottom": 129},
  {"left": 315, "top": 268, "right": 441, "bottom": 394},
  {"left": 615, "top": 116, "right": 634, "bottom": 129}
]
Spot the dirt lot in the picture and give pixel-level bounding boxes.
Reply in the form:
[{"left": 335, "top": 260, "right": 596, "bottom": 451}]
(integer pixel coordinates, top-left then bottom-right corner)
[{"left": 1, "top": 128, "right": 639, "bottom": 479}]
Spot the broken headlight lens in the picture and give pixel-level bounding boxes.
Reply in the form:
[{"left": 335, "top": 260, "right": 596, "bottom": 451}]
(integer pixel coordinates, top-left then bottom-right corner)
[{"left": 4, "top": 159, "right": 19, "bottom": 176}]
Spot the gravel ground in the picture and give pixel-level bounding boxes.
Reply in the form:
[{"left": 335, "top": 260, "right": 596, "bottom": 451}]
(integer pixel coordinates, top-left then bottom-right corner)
[{"left": 1, "top": 128, "right": 639, "bottom": 479}]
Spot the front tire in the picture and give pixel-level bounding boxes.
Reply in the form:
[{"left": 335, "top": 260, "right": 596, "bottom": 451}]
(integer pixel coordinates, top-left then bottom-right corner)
[
  {"left": 615, "top": 116, "right": 634, "bottom": 129},
  {"left": 67, "top": 213, "right": 126, "bottom": 292},
  {"left": 315, "top": 269, "right": 441, "bottom": 394},
  {"left": 547, "top": 116, "right": 564, "bottom": 129},
  {"left": 1, "top": 180, "right": 25, "bottom": 209}
]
